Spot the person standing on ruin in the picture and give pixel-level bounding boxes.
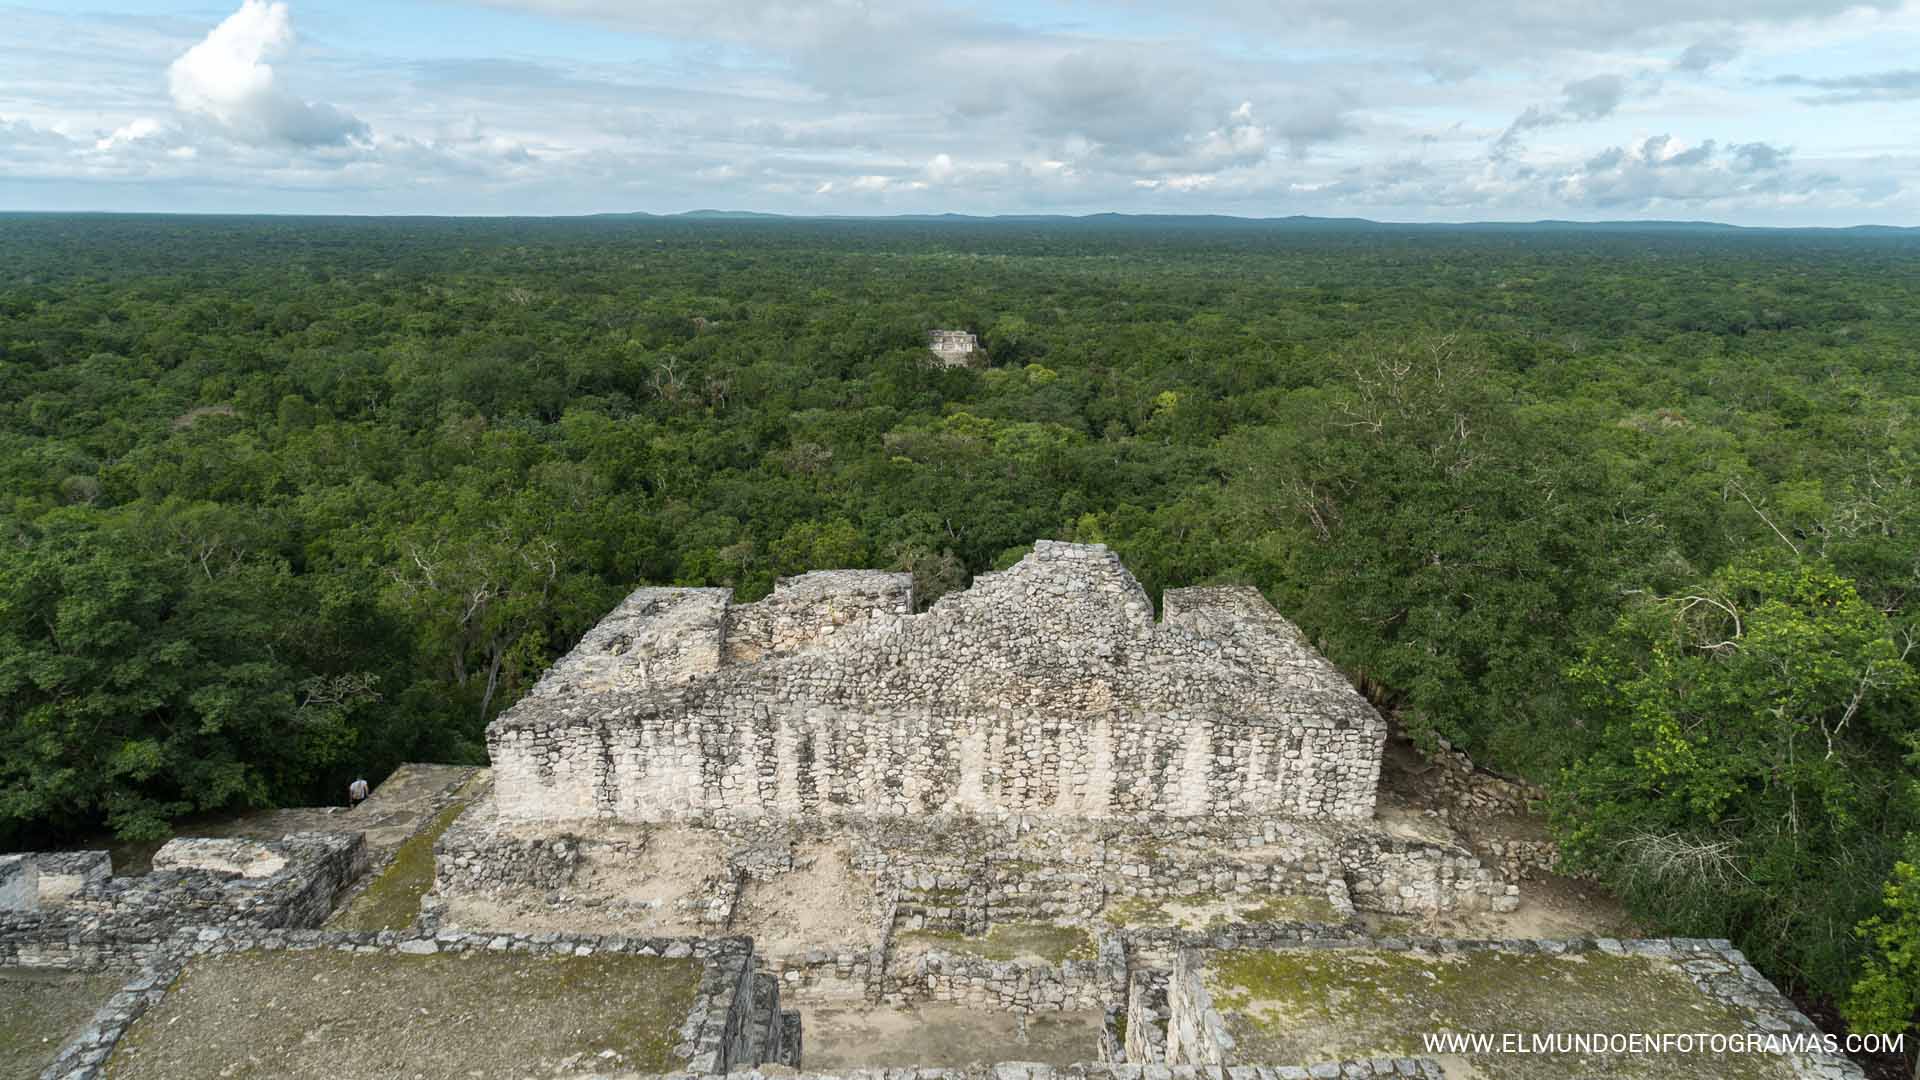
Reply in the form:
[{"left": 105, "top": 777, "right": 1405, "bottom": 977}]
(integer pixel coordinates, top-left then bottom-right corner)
[{"left": 348, "top": 777, "right": 369, "bottom": 809}]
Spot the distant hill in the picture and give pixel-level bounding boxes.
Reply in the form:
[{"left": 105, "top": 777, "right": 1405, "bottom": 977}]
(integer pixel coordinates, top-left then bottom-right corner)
[{"left": 571, "top": 209, "right": 1918, "bottom": 235}]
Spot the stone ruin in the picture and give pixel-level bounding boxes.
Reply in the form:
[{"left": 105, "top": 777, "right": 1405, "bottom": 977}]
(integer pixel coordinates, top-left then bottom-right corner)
[
  {"left": 2, "top": 834, "right": 365, "bottom": 974},
  {"left": 489, "top": 542, "right": 1384, "bottom": 824},
  {"left": 3, "top": 543, "right": 1872, "bottom": 1079},
  {"left": 927, "top": 329, "right": 986, "bottom": 368}
]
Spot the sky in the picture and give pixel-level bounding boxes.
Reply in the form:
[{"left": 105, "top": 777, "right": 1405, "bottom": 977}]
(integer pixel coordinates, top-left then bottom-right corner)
[{"left": 2, "top": 0, "right": 1918, "bottom": 224}]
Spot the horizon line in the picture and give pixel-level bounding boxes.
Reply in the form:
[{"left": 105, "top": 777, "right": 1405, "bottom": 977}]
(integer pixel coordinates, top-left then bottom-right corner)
[{"left": 2, "top": 208, "right": 1916, "bottom": 233}]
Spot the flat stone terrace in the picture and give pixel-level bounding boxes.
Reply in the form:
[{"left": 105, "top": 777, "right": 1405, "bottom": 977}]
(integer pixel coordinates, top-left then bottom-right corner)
[
  {"left": 1173, "top": 939, "right": 1865, "bottom": 1080},
  {"left": 37, "top": 928, "right": 789, "bottom": 1080},
  {"left": 101, "top": 941, "right": 706, "bottom": 1080},
  {"left": 2, "top": 764, "right": 484, "bottom": 1077}
]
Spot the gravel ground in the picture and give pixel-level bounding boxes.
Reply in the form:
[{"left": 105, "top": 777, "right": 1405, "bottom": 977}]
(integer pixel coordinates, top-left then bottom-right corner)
[
  {"left": 102, "top": 948, "right": 701, "bottom": 1080},
  {"left": 0, "top": 968, "right": 128, "bottom": 1079},
  {"left": 801, "top": 1004, "right": 1104, "bottom": 1069}
]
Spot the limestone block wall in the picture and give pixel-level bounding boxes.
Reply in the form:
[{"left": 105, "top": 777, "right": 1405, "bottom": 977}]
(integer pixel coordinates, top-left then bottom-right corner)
[
  {"left": 490, "top": 542, "right": 1386, "bottom": 824},
  {"left": 1339, "top": 835, "right": 1519, "bottom": 916},
  {"left": 889, "top": 856, "right": 1348, "bottom": 943},
  {"left": 1164, "top": 948, "right": 1233, "bottom": 1066},
  {"left": 741, "top": 972, "right": 799, "bottom": 1068},
  {"left": 0, "top": 856, "right": 38, "bottom": 911},
  {"left": 2, "top": 851, "right": 115, "bottom": 913},
  {"left": 1125, "top": 969, "right": 1171, "bottom": 1063},
  {"left": 699, "top": 937, "right": 763, "bottom": 1074},
  {"left": 33, "top": 851, "right": 113, "bottom": 905},
  {"left": 0, "top": 832, "right": 365, "bottom": 971},
  {"left": 760, "top": 947, "right": 876, "bottom": 999},
  {"left": 907, "top": 950, "right": 1106, "bottom": 1011},
  {"left": 724, "top": 571, "right": 913, "bottom": 665},
  {"left": 435, "top": 828, "right": 583, "bottom": 896}
]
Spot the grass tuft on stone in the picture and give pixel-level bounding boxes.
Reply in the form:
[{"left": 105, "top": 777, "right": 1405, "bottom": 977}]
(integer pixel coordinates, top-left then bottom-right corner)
[{"left": 327, "top": 799, "right": 468, "bottom": 931}]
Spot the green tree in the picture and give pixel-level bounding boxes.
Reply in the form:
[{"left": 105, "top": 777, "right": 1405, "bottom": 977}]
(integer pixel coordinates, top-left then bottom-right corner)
[
  {"left": 0, "top": 512, "right": 377, "bottom": 841},
  {"left": 1846, "top": 838, "right": 1920, "bottom": 1051},
  {"left": 1557, "top": 556, "right": 1920, "bottom": 995}
]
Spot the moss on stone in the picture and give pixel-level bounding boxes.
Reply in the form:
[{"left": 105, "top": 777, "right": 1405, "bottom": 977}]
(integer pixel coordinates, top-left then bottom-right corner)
[
  {"left": 1102, "top": 895, "right": 1170, "bottom": 927},
  {"left": 1237, "top": 894, "right": 1341, "bottom": 925},
  {"left": 902, "top": 922, "right": 1094, "bottom": 964},
  {"left": 327, "top": 800, "right": 468, "bottom": 932},
  {"left": 1205, "top": 947, "right": 1792, "bottom": 1079}
]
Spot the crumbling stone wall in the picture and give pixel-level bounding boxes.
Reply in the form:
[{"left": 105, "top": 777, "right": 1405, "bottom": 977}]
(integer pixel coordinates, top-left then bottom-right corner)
[
  {"left": 525, "top": 587, "right": 731, "bottom": 699},
  {"left": 0, "top": 856, "right": 38, "bottom": 911},
  {"left": 491, "top": 542, "right": 1385, "bottom": 824},
  {"left": 1125, "top": 969, "right": 1171, "bottom": 1063},
  {"left": 433, "top": 807, "right": 585, "bottom": 897},
  {"left": 1164, "top": 948, "right": 1232, "bottom": 1066},
  {"left": 150, "top": 837, "right": 286, "bottom": 878},
  {"left": 723, "top": 571, "right": 912, "bottom": 665},
  {"left": 1339, "top": 835, "right": 1519, "bottom": 916},
  {"left": 909, "top": 949, "right": 1106, "bottom": 1011},
  {"left": 0, "top": 833, "right": 365, "bottom": 971},
  {"left": 760, "top": 947, "right": 876, "bottom": 999},
  {"left": 521, "top": 573, "right": 913, "bottom": 705},
  {"left": 2, "top": 852, "right": 115, "bottom": 913}
]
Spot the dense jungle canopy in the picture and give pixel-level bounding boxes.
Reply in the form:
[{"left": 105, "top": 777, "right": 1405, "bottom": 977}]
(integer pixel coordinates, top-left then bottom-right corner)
[{"left": 0, "top": 213, "right": 1916, "bottom": 1031}]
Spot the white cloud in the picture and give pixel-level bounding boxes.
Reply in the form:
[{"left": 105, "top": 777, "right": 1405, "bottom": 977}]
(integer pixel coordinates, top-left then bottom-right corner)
[
  {"left": 168, "top": 0, "right": 367, "bottom": 146},
  {"left": 1134, "top": 173, "right": 1218, "bottom": 192},
  {"left": 94, "top": 117, "right": 166, "bottom": 151},
  {"left": 2, "top": 0, "right": 1917, "bottom": 222}
]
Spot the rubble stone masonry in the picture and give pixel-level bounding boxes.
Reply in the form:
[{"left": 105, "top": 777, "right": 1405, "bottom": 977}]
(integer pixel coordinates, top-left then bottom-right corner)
[{"left": 488, "top": 542, "right": 1387, "bottom": 824}]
